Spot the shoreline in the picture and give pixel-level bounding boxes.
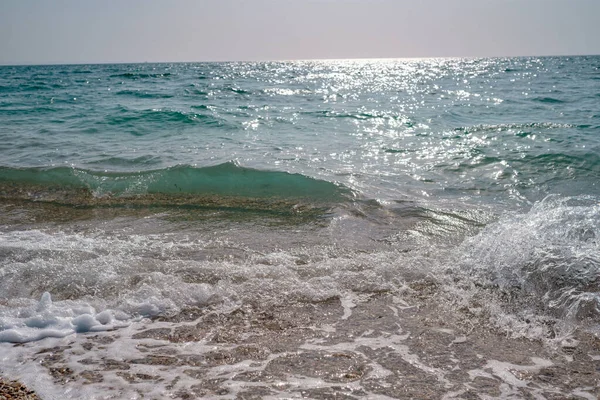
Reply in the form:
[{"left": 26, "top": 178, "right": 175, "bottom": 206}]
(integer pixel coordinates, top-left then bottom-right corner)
[{"left": 2, "top": 292, "right": 599, "bottom": 399}]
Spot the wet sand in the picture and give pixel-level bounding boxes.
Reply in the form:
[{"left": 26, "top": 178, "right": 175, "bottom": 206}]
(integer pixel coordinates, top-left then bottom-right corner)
[{"left": 3, "top": 290, "right": 599, "bottom": 399}]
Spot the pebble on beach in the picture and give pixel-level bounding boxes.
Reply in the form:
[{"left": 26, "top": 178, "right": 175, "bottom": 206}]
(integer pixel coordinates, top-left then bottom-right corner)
[{"left": 0, "top": 378, "right": 40, "bottom": 400}]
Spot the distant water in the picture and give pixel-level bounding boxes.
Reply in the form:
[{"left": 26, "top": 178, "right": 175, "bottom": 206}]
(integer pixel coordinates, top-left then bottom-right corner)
[{"left": 1, "top": 57, "right": 599, "bottom": 398}]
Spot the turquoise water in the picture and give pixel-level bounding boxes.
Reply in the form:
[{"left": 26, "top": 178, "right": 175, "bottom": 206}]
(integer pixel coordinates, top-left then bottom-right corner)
[
  {"left": 0, "top": 57, "right": 599, "bottom": 345},
  {"left": 1, "top": 57, "right": 599, "bottom": 207}
]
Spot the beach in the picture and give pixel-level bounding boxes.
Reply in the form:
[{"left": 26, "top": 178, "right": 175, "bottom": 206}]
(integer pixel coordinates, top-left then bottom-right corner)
[
  {"left": 2, "top": 288, "right": 599, "bottom": 398},
  {"left": 1, "top": 57, "right": 599, "bottom": 398}
]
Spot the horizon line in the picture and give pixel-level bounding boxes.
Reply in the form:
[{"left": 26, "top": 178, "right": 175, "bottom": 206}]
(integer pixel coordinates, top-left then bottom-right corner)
[{"left": 1, "top": 52, "right": 599, "bottom": 68}]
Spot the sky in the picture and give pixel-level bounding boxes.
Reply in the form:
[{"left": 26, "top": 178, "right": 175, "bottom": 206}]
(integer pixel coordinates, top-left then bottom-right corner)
[{"left": 1, "top": 0, "right": 599, "bottom": 65}]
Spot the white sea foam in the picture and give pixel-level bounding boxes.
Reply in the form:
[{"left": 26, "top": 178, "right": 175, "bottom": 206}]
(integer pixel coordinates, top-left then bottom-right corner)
[
  {"left": 0, "top": 292, "right": 130, "bottom": 343},
  {"left": 0, "top": 227, "right": 421, "bottom": 343},
  {"left": 448, "top": 195, "right": 600, "bottom": 339},
  {"left": 0, "top": 196, "right": 598, "bottom": 346}
]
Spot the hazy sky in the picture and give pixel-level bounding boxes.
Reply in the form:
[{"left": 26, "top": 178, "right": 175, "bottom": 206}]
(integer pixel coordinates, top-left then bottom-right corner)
[{"left": 1, "top": 0, "right": 599, "bottom": 65}]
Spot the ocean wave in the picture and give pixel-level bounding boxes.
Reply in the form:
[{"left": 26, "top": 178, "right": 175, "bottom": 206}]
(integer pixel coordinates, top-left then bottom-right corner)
[
  {"left": 455, "top": 195, "right": 600, "bottom": 335},
  {"left": 0, "top": 106, "right": 60, "bottom": 115},
  {"left": 20, "top": 84, "right": 53, "bottom": 92},
  {"left": 0, "top": 163, "right": 353, "bottom": 209},
  {"left": 454, "top": 122, "right": 577, "bottom": 134},
  {"left": 115, "top": 90, "right": 174, "bottom": 99},
  {"left": 103, "top": 107, "right": 228, "bottom": 131},
  {"left": 455, "top": 152, "right": 600, "bottom": 176},
  {"left": 85, "top": 155, "right": 163, "bottom": 168},
  {"left": 225, "top": 86, "right": 252, "bottom": 95},
  {"left": 531, "top": 96, "right": 566, "bottom": 104},
  {"left": 302, "top": 110, "right": 412, "bottom": 123},
  {"left": 521, "top": 152, "right": 600, "bottom": 172},
  {"left": 110, "top": 72, "right": 173, "bottom": 79}
]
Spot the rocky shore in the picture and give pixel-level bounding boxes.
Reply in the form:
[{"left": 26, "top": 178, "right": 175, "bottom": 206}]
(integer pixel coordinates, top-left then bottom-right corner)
[{"left": 0, "top": 378, "right": 39, "bottom": 400}]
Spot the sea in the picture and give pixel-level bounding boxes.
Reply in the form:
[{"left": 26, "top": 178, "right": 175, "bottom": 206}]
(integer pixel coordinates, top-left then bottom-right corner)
[{"left": 0, "top": 57, "right": 599, "bottom": 399}]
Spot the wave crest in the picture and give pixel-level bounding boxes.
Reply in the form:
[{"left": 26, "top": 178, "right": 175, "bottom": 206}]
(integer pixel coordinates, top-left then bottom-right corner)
[
  {"left": 0, "top": 163, "right": 353, "bottom": 210},
  {"left": 458, "top": 195, "right": 600, "bottom": 327}
]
